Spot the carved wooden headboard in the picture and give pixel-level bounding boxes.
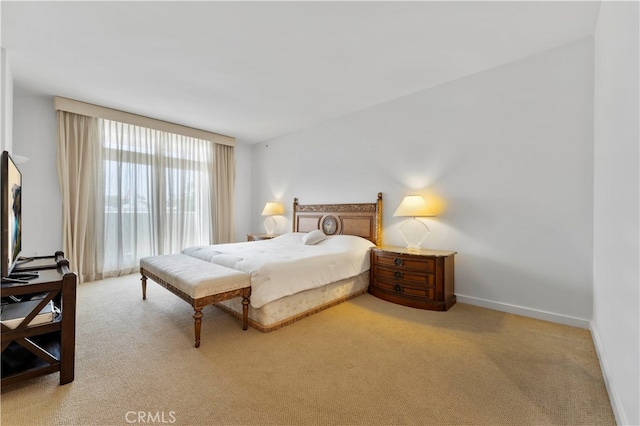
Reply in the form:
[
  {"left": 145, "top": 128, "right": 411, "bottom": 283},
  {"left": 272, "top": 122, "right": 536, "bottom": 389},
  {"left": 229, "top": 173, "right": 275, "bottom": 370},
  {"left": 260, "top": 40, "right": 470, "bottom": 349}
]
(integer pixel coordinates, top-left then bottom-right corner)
[{"left": 292, "top": 193, "right": 382, "bottom": 246}]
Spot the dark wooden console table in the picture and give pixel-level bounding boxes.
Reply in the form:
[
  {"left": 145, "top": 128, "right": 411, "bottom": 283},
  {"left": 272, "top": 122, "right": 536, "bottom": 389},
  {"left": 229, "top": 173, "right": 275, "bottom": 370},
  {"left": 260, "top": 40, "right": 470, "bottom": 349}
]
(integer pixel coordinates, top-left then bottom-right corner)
[{"left": 1, "top": 252, "right": 77, "bottom": 389}]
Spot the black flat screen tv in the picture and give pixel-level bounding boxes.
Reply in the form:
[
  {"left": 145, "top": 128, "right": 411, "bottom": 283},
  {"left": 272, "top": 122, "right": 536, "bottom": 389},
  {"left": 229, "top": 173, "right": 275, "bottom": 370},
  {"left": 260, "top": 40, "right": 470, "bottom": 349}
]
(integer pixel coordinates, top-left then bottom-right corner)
[{"left": 1, "top": 151, "right": 22, "bottom": 278}]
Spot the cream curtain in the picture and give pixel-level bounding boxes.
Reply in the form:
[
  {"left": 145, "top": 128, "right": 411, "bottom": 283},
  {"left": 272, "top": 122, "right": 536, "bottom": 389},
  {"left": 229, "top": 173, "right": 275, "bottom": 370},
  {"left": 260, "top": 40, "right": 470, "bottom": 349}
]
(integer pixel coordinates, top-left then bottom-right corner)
[
  {"left": 212, "top": 143, "right": 235, "bottom": 243},
  {"left": 57, "top": 111, "right": 236, "bottom": 283},
  {"left": 56, "top": 111, "right": 103, "bottom": 283}
]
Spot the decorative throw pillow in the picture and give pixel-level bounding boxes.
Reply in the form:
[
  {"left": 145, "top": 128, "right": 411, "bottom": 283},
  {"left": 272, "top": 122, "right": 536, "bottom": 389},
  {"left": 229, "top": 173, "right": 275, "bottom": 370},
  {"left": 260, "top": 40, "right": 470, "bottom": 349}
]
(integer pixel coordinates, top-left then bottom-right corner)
[{"left": 302, "top": 229, "right": 327, "bottom": 245}]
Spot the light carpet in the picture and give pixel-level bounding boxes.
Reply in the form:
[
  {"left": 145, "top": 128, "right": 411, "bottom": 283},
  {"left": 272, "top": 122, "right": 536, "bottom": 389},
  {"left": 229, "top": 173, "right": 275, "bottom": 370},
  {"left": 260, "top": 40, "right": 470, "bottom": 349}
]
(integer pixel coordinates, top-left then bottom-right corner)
[{"left": 1, "top": 274, "right": 615, "bottom": 425}]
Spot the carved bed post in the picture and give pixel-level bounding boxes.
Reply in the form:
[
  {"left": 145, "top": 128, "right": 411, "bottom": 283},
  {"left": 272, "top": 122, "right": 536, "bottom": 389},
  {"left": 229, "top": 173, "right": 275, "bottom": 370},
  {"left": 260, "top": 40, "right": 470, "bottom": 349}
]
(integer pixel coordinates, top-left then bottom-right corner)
[
  {"left": 376, "top": 192, "right": 383, "bottom": 246},
  {"left": 292, "top": 197, "right": 298, "bottom": 232}
]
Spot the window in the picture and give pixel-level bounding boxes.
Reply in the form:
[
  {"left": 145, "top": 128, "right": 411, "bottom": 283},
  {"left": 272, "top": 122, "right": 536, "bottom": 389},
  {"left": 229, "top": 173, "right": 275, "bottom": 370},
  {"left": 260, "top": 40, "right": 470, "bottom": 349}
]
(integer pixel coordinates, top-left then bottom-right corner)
[{"left": 100, "top": 120, "right": 214, "bottom": 275}]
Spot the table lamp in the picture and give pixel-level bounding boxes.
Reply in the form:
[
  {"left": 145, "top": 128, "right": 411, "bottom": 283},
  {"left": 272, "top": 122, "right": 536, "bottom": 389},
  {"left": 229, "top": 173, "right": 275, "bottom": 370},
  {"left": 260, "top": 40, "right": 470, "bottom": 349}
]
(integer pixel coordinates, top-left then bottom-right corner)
[
  {"left": 393, "top": 195, "right": 434, "bottom": 250},
  {"left": 261, "top": 202, "right": 284, "bottom": 234}
]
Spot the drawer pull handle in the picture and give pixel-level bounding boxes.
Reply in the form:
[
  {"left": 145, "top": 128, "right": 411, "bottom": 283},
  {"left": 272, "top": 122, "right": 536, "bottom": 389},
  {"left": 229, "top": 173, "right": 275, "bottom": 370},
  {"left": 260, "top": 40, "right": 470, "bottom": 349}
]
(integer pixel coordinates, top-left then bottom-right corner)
[
  {"left": 394, "top": 258, "right": 403, "bottom": 267},
  {"left": 394, "top": 284, "right": 403, "bottom": 293},
  {"left": 394, "top": 271, "right": 404, "bottom": 279}
]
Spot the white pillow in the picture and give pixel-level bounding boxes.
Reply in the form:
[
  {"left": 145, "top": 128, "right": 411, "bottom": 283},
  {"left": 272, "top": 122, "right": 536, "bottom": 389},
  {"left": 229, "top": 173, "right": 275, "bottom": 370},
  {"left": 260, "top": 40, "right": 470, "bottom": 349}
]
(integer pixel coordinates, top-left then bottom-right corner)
[
  {"left": 271, "top": 232, "right": 305, "bottom": 244},
  {"left": 316, "top": 234, "right": 375, "bottom": 251},
  {"left": 301, "top": 229, "right": 327, "bottom": 245}
]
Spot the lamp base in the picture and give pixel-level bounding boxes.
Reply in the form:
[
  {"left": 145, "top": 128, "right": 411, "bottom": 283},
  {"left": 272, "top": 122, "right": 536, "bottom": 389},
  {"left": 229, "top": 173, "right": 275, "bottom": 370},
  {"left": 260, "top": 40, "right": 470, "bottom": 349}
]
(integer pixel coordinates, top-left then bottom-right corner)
[
  {"left": 398, "top": 218, "right": 430, "bottom": 250},
  {"left": 263, "top": 216, "right": 277, "bottom": 235}
]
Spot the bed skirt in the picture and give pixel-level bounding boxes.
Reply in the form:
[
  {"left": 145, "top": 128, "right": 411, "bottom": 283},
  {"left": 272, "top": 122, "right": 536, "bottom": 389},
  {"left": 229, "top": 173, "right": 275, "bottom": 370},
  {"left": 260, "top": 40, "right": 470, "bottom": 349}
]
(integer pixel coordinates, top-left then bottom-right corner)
[{"left": 215, "top": 272, "right": 369, "bottom": 332}]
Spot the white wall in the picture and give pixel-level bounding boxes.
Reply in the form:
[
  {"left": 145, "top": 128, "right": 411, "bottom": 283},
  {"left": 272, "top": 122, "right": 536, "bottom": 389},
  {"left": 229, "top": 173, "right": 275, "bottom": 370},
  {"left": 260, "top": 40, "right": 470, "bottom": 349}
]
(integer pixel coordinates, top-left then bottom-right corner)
[
  {"left": 1, "top": 48, "right": 13, "bottom": 152},
  {"left": 250, "top": 39, "right": 595, "bottom": 327},
  {"left": 12, "top": 89, "right": 61, "bottom": 256},
  {"left": 593, "top": 2, "right": 640, "bottom": 425}
]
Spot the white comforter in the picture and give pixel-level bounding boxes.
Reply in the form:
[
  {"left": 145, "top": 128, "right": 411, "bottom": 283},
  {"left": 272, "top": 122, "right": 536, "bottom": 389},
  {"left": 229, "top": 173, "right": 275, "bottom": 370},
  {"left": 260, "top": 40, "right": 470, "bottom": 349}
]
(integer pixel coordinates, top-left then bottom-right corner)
[{"left": 182, "top": 233, "right": 374, "bottom": 308}]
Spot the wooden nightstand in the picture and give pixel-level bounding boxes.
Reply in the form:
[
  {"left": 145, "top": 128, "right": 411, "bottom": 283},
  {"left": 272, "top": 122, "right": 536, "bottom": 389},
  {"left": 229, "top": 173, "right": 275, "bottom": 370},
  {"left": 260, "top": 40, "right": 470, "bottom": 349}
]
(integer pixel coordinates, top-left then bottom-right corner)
[
  {"left": 369, "top": 246, "right": 456, "bottom": 311},
  {"left": 246, "top": 233, "right": 279, "bottom": 242}
]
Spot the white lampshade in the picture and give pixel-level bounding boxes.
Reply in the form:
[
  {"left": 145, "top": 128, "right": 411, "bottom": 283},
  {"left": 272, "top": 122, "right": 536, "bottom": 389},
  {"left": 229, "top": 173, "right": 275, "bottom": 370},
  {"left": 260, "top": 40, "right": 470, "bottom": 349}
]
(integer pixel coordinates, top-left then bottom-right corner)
[
  {"left": 261, "top": 202, "right": 284, "bottom": 216},
  {"left": 393, "top": 195, "right": 433, "bottom": 217}
]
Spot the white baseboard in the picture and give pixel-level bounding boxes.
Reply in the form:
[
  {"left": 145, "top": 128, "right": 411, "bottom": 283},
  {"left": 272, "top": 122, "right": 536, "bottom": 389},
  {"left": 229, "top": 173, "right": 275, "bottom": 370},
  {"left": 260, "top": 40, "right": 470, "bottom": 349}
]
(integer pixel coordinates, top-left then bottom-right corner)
[
  {"left": 590, "top": 322, "right": 626, "bottom": 426},
  {"left": 455, "top": 294, "right": 591, "bottom": 329}
]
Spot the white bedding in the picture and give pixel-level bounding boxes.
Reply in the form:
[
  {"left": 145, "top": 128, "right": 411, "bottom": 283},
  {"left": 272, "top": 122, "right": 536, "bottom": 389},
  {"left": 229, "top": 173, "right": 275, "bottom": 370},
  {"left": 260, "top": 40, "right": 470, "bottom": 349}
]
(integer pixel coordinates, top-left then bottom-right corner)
[{"left": 182, "top": 233, "right": 374, "bottom": 308}]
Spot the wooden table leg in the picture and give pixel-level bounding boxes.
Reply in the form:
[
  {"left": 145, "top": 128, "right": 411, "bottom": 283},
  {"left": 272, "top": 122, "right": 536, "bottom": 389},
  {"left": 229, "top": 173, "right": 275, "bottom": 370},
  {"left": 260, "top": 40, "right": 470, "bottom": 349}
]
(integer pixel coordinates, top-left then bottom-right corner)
[
  {"left": 140, "top": 271, "right": 147, "bottom": 300},
  {"left": 193, "top": 307, "right": 203, "bottom": 348},
  {"left": 242, "top": 293, "right": 250, "bottom": 331}
]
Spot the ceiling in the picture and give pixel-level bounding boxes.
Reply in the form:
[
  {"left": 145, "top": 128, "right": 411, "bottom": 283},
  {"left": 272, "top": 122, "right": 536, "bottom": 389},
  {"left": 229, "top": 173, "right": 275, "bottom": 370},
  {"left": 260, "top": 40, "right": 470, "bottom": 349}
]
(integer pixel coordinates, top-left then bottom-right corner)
[{"left": 2, "top": 1, "right": 600, "bottom": 145}]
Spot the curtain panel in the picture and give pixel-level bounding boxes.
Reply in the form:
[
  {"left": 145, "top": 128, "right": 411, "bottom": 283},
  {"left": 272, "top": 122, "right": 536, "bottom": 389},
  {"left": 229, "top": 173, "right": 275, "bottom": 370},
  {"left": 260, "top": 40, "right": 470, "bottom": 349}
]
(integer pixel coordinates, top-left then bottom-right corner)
[
  {"left": 56, "top": 111, "right": 103, "bottom": 283},
  {"left": 212, "top": 143, "right": 236, "bottom": 243}
]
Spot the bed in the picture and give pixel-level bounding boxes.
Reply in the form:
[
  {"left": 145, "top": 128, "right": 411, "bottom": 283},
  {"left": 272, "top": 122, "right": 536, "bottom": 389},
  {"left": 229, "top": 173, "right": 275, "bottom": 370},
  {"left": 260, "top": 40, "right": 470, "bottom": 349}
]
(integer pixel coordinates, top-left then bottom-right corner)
[{"left": 186, "top": 193, "right": 383, "bottom": 332}]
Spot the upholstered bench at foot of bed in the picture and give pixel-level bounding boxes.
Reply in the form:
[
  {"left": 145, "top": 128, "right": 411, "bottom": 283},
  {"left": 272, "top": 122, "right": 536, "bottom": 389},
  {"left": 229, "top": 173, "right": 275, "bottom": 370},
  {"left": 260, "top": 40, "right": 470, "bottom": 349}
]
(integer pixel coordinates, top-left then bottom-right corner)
[{"left": 139, "top": 254, "right": 251, "bottom": 348}]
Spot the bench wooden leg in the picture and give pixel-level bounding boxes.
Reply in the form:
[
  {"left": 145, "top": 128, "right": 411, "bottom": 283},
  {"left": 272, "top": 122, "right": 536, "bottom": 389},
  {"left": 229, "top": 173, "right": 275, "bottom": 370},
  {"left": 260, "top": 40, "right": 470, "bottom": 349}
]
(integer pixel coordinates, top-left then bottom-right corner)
[
  {"left": 193, "top": 307, "right": 203, "bottom": 348},
  {"left": 140, "top": 272, "right": 147, "bottom": 300},
  {"left": 242, "top": 291, "right": 250, "bottom": 331}
]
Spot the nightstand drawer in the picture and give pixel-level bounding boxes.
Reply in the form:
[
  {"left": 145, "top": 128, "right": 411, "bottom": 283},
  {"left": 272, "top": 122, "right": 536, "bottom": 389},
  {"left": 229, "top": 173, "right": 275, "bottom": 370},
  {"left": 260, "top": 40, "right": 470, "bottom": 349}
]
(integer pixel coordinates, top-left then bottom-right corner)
[
  {"left": 375, "top": 268, "right": 434, "bottom": 286},
  {"left": 373, "top": 279, "right": 435, "bottom": 300},
  {"left": 373, "top": 252, "right": 435, "bottom": 272}
]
